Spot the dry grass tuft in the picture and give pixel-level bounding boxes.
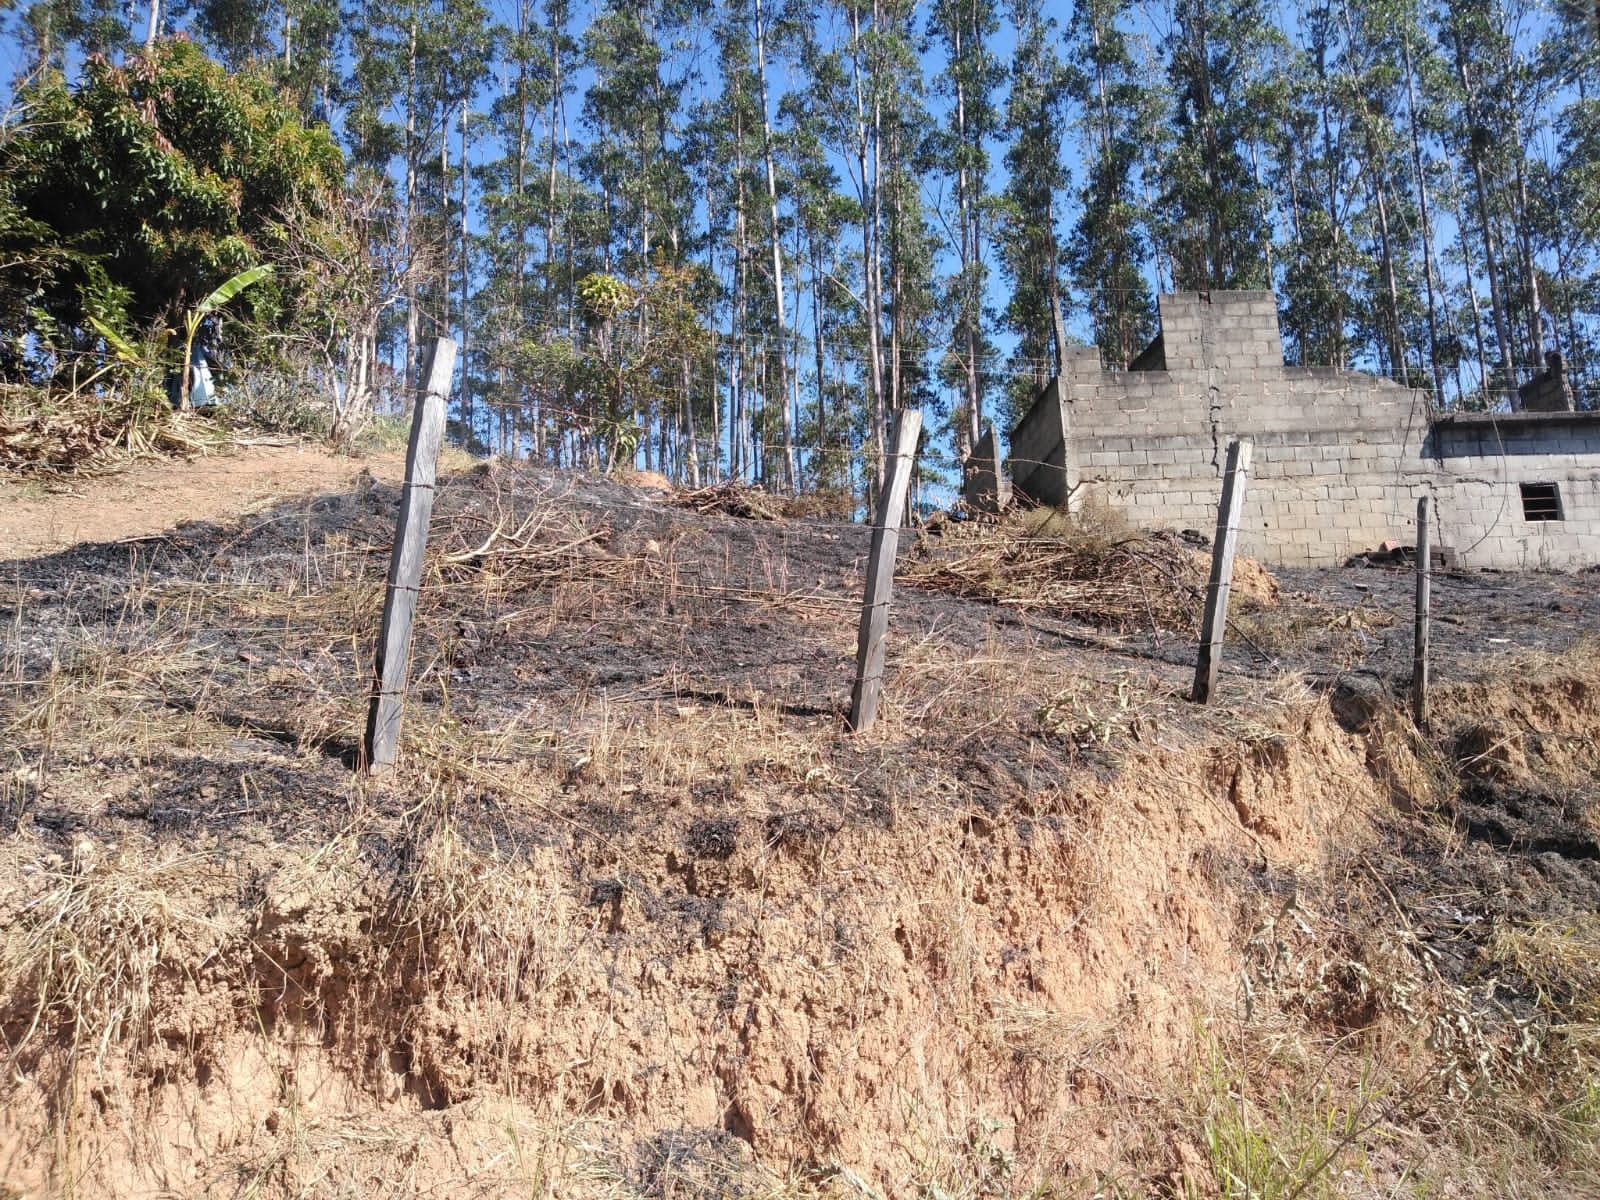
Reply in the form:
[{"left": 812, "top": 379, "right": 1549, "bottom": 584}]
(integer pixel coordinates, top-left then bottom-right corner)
[
  {"left": 0, "top": 379, "right": 220, "bottom": 473},
  {"left": 1189, "top": 1029, "right": 1392, "bottom": 1200},
  {"left": 1491, "top": 916, "right": 1600, "bottom": 1025},
  {"left": 0, "top": 846, "right": 224, "bottom": 1068}
]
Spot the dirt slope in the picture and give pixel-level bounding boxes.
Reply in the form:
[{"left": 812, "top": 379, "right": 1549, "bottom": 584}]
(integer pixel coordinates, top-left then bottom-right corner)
[
  {"left": 1, "top": 461, "right": 1598, "bottom": 1199},
  {"left": 0, "top": 443, "right": 405, "bottom": 560}
]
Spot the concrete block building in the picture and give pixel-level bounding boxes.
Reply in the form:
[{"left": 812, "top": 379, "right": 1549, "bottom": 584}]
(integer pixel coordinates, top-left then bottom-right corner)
[{"left": 995, "top": 290, "right": 1600, "bottom": 570}]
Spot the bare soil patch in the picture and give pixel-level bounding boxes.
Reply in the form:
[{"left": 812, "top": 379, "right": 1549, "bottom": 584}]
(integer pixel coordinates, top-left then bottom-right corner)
[{"left": 0, "top": 442, "right": 405, "bottom": 560}]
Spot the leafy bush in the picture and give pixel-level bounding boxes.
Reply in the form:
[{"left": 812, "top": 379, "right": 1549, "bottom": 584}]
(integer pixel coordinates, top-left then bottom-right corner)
[{"left": 0, "top": 40, "right": 342, "bottom": 379}]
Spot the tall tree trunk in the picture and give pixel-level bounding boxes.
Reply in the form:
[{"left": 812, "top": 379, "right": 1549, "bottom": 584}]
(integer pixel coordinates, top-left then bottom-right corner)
[
  {"left": 1449, "top": 160, "right": 1493, "bottom": 402},
  {"left": 1401, "top": 36, "right": 1445, "bottom": 406},
  {"left": 1249, "top": 139, "right": 1274, "bottom": 289},
  {"left": 811, "top": 228, "right": 828, "bottom": 485},
  {"left": 459, "top": 102, "right": 472, "bottom": 442},
  {"left": 703, "top": 130, "right": 721, "bottom": 481},
  {"left": 1046, "top": 188, "right": 1068, "bottom": 375},
  {"left": 734, "top": 149, "right": 751, "bottom": 480},
  {"left": 1512, "top": 145, "right": 1544, "bottom": 368},
  {"left": 404, "top": 21, "right": 420, "bottom": 389},
  {"left": 1361, "top": 138, "right": 1406, "bottom": 379},
  {"left": 888, "top": 121, "right": 902, "bottom": 417},
  {"left": 1338, "top": 0, "right": 1401, "bottom": 377},
  {"left": 851, "top": 0, "right": 886, "bottom": 490},
  {"left": 754, "top": 0, "right": 798, "bottom": 494},
  {"left": 1453, "top": 33, "right": 1518, "bottom": 404},
  {"left": 681, "top": 355, "right": 700, "bottom": 486},
  {"left": 955, "top": 18, "right": 981, "bottom": 457},
  {"left": 1315, "top": 24, "right": 1345, "bottom": 367}
]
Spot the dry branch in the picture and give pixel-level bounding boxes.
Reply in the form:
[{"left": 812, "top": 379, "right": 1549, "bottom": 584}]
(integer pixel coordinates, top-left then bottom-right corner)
[
  {"left": 903, "top": 525, "right": 1247, "bottom": 634},
  {"left": 671, "top": 482, "right": 783, "bottom": 521}
]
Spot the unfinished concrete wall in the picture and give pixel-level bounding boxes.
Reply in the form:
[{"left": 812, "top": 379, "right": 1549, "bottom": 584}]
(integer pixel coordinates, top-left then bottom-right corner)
[
  {"left": 962, "top": 427, "right": 1011, "bottom": 513},
  {"left": 1517, "top": 353, "right": 1576, "bottom": 413},
  {"left": 1428, "top": 412, "right": 1600, "bottom": 568},
  {"left": 1011, "top": 290, "right": 1600, "bottom": 570}
]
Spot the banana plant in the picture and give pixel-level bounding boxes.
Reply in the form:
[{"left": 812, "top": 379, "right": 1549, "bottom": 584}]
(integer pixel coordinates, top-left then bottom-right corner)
[
  {"left": 177, "top": 265, "right": 274, "bottom": 412},
  {"left": 79, "top": 315, "right": 151, "bottom": 396}
]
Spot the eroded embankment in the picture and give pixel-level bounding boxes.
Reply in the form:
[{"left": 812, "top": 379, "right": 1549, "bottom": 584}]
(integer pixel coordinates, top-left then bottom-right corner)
[{"left": 6, "top": 652, "right": 1595, "bottom": 1199}]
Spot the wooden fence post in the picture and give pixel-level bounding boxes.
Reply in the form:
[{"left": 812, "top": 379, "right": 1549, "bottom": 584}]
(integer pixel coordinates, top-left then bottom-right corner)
[
  {"left": 1413, "top": 494, "right": 1431, "bottom": 726},
  {"left": 1192, "top": 438, "right": 1253, "bottom": 704},
  {"left": 363, "top": 337, "right": 457, "bottom": 771},
  {"left": 848, "top": 408, "right": 922, "bottom": 732}
]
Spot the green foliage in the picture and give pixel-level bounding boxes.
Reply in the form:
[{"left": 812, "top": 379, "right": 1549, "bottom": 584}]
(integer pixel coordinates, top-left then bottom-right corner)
[
  {"left": 178, "top": 264, "right": 275, "bottom": 410},
  {"left": 1, "top": 39, "right": 342, "bottom": 368},
  {"left": 997, "top": 0, "right": 1072, "bottom": 416},
  {"left": 578, "top": 272, "right": 637, "bottom": 322},
  {"left": 1063, "top": 0, "right": 1159, "bottom": 369},
  {"left": 1195, "top": 1036, "right": 1383, "bottom": 1200},
  {"left": 1159, "top": 0, "right": 1277, "bottom": 293}
]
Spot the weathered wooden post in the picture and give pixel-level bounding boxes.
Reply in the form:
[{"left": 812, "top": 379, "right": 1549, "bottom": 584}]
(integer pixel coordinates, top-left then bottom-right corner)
[
  {"left": 1192, "top": 437, "right": 1253, "bottom": 704},
  {"left": 1413, "top": 494, "right": 1431, "bottom": 726},
  {"left": 848, "top": 408, "right": 923, "bottom": 732},
  {"left": 364, "top": 337, "right": 457, "bottom": 771}
]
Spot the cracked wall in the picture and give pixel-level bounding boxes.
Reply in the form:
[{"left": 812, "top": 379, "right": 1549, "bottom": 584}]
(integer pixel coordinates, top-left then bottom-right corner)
[{"left": 1003, "top": 291, "right": 1600, "bottom": 570}]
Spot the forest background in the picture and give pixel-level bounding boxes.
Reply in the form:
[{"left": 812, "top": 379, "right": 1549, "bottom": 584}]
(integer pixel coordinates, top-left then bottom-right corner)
[{"left": 1, "top": 0, "right": 1598, "bottom": 501}]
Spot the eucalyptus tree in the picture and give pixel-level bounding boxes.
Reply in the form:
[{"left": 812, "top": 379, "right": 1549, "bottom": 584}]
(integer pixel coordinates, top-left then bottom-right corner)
[
  {"left": 798, "top": 0, "right": 908, "bottom": 487},
  {"left": 749, "top": 0, "right": 801, "bottom": 491},
  {"left": 701, "top": 7, "right": 762, "bottom": 480},
  {"left": 777, "top": 60, "right": 859, "bottom": 491},
  {"left": 1063, "top": 0, "right": 1158, "bottom": 369},
  {"left": 1436, "top": 0, "right": 1534, "bottom": 398},
  {"left": 11, "top": 0, "right": 131, "bottom": 72},
  {"left": 1327, "top": 0, "right": 1429, "bottom": 380},
  {"left": 344, "top": 0, "right": 490, "bottom": 393},
  {"left": 928, "top": 0, "right": 1002, "bottom": 459},
  {"left": 581, "top": 0, "right": 695, "bottom": 468},
  {"left": 875, "top": 0, "right": 935, "bottom": 429},
  {"left": 997, "top": 0, "right": 1070, "bottom": 418},
  {"left": 474, "top": 0, "right": 576, "bottom": 456},
  {"left": 1159, "top": 0, "right": 1274, "bottom": 292},
  {"left": 1263, "top": 24, "right": 1348, "bottom": 365},
  {"left": 1535, "top": 0, "right": 1600, "bottom": 402}
]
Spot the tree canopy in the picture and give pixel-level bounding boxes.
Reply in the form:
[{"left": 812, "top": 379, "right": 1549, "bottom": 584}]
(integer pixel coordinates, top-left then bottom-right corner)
[
  {"left": 1, "top": 38, "right": 342, "bottom": 362},
  {"left": 1, "top": 0, "right": 1598, "bottom": 475}
]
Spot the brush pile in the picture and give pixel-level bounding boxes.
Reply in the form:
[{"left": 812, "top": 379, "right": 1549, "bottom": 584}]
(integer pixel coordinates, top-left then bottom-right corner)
[
  {"left": 904, "top": 513, "right": 1277, "bottom": 633},
  {"left": 0, "top": 384, "right": 209, "bottom": 472},
  {"left": 671, "top": 481, "right": 783, "bottom": 521}
]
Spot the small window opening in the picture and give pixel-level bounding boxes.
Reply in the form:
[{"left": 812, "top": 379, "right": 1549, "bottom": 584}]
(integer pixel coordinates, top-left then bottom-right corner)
[{"left": 1519, "top": 482, "right": 1563, "bottom": 522}]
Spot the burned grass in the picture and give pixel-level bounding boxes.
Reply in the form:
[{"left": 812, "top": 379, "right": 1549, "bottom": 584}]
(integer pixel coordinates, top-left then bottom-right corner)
[{"left": 1, "top": 461, "right": 1599, "bottom": 1197}]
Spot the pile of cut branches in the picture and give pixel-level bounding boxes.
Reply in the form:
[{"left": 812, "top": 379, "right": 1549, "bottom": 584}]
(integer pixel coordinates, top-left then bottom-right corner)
[
  {"left": 0, "top": 384, "right": 209, "bottom": 472},
  {"left": 671, "top": 481, "right": 783, "bottom": 521},
  {"left": 434, "top": 487, "right": 620, "bottom": 590},
  {"left": 904, "top": 524, "right": 1263, "bottom": 633}
]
